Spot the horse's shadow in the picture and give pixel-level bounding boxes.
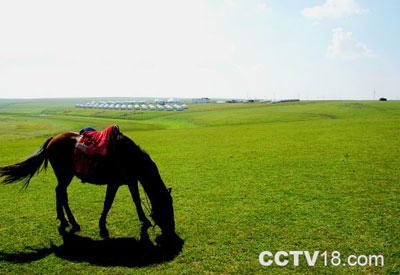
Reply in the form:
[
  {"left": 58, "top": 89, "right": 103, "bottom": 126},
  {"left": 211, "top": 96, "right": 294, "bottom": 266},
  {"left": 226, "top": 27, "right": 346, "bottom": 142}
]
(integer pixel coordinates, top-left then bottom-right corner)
[{"left": 0, "top": 232, "right": 184, "bottom": 267}]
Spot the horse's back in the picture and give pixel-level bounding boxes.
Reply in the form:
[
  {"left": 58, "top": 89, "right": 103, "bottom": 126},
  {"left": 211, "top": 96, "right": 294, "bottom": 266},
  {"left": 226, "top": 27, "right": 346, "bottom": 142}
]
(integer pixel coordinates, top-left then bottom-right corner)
[
  {"left": 46, "top": 130, "right": 133, "bottom": 184},
  {"left": 47, "top": 132, "right": 79, "bottom": 149}
]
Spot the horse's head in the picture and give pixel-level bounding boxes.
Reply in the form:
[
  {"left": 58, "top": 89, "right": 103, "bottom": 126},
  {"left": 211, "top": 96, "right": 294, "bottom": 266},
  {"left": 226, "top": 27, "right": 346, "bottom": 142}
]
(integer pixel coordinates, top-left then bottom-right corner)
[
  {"left": 120, "top": 136, "right": 177, "bottom": 236},
  {"left": 151, "top": 187, "right": 176, "bottom": 236},
  {"left": 137, "top": 152, "right": 176, "bottom": 236}
]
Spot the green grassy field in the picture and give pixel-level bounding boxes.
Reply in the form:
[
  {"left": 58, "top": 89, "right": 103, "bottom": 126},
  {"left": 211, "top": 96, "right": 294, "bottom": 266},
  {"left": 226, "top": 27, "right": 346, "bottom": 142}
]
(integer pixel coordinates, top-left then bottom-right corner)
[{"left": 0, "top": 99, "right": 399, "bottom": 274}]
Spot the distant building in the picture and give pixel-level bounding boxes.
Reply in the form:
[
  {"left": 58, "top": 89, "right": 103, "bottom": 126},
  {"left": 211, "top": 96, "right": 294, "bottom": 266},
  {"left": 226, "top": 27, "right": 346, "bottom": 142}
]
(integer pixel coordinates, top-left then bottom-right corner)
[
  {"left": 271, "top": 99, "right": 300, "bottom": 104},
  {"left": 167, "top": 98, "right": 181, "bottom": 104},
  {"left": 192, "top": 98, "right": 210, "bottom": 104},
  {"left": 155, "top": 99, "right": 166, "bottom": 105}
]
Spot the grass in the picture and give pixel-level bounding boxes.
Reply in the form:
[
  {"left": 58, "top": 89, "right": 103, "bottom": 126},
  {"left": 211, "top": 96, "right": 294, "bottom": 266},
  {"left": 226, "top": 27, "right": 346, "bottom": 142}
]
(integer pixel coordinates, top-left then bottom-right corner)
[{"left": 0, "top": 99, "right": 399, "bottom": 274}]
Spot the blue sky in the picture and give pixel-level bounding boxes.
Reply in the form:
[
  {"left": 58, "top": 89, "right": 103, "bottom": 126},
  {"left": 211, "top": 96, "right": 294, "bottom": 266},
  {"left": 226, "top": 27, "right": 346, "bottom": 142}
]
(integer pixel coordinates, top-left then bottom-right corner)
[{"left": 0, "top": 0, "right": 399, "bottom": 99}]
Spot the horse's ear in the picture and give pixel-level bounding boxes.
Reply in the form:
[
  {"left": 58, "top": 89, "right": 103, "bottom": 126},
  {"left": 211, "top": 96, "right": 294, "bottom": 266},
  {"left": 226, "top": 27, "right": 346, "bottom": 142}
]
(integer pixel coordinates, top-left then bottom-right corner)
[{"left": 168, "top": 187, "right": 172, "bottom": 194}]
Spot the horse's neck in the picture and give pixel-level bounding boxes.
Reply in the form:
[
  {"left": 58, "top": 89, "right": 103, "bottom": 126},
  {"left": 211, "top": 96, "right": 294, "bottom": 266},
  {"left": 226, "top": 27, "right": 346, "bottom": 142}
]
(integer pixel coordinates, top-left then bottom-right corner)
[
  {"left": 138, "top": 158, "right": 166, "bottom": 200},
  {"left": 119, "top": 137, "right": 167, "bottom": 198},
  {"left": 140, "top": 169, "right": 164, "bottom": 198}
]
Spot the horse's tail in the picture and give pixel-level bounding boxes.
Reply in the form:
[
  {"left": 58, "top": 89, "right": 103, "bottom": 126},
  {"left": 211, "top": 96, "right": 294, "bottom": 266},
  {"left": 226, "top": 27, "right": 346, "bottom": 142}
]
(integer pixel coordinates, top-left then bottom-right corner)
[{"left": 0, "top": 137, "right": 53, "bottom": 189}]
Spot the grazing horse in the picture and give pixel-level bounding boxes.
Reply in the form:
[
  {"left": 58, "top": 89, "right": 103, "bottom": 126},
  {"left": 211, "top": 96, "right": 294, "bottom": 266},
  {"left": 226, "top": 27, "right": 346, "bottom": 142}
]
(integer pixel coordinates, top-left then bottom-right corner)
[{"left": 0, "top": 126, "right": 176, "bottom": 240}]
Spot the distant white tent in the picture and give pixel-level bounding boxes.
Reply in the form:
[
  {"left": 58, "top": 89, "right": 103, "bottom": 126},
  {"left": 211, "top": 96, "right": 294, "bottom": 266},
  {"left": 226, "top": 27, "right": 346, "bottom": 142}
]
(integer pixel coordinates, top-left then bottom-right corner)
[
  {"left": 75, "top": 100, "right": 188, "bottom": 111},
  {"left": 175, "top": 105, "right": 184, "bottom": 111}
]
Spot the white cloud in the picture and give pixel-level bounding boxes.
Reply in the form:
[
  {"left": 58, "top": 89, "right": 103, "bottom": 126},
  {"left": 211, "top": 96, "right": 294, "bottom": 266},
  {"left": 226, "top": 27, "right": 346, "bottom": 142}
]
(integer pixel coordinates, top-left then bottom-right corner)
[
  {"left": 256, "top": 2, "right": 271, "bottom": 13},
  {"left": 303, "top": 0, "right": 367, "bottom": 20},
  {"left": 327, "top": 28, "right": 374, "bottom": 59},
  {"left": 223, "top": 0, "right": 237, "bottom": 8}
]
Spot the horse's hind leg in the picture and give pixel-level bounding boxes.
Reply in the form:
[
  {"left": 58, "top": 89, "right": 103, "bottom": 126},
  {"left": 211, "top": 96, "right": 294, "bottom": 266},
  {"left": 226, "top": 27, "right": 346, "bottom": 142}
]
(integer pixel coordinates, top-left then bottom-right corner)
[
  {"left": 63, "top": 184, "right": 81, "bottom": 233},
  {"left": 55, "top": 184, "right": 68, "bottom": 234},
  {"left": 99, "top": 184, "right": 119, "bottom": 239},
  {"left": 128, "top": 182, "right": 152, "bottom": 229},
  {"left": 55, "top": 173, "right": 80, "bottom": 234}
]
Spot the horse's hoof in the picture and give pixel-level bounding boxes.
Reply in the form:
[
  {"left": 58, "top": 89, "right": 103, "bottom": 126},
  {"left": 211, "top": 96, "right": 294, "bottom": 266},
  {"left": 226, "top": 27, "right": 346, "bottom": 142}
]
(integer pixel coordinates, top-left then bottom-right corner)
[
  {"left": 58, "top": 225, "right": 68, "bottom": 236},
  {"left": 141, "top": 220, "right": 152, "bottom": 229},
  {"left": 100, "top": 228, "right": 109, "bottom": 239},
  {"left": 59, "top": 220, "right": 69, "bottom": 227},
  {"left": 70, "top": 224, "right": 81, "bottom": 233},
  {"left": 57, "top": 220, "right": 69, "bottom": 235}
]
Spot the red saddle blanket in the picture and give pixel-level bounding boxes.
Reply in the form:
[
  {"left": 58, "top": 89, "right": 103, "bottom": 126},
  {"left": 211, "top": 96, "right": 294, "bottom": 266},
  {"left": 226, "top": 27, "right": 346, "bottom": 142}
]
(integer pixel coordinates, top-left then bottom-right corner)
[
  {"left": 74, "top": 126, "right": 116, "bottom": 182},
  {"left": 76, "top": 126, "right": 114, "bottom": 156}
]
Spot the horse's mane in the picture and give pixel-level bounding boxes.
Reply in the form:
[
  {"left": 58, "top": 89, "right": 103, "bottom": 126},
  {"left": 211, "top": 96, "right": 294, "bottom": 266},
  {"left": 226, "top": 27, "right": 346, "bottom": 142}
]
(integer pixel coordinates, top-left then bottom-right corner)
[{"left": 116, "top": 134, "right": 150, "bottom": 159}]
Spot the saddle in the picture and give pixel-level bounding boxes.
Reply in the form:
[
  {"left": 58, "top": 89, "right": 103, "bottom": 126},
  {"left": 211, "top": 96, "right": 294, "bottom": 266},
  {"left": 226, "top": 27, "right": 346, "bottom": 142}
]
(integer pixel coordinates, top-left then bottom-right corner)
[{"left": 74, "top": 125, "right": 121, "bottom": 183}]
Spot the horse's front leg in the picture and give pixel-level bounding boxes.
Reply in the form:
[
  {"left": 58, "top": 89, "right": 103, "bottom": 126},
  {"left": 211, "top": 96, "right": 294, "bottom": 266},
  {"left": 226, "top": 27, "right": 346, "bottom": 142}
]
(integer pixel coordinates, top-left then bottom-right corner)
[
  {"left": 128, "top": 182, "right": 152, "bottom": 243},
  {"left": 128, "top": 181, "right": 152, "bottom": 230},
  {"left": 99, "top": 184, "right": 119, "bottom": 239}
]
